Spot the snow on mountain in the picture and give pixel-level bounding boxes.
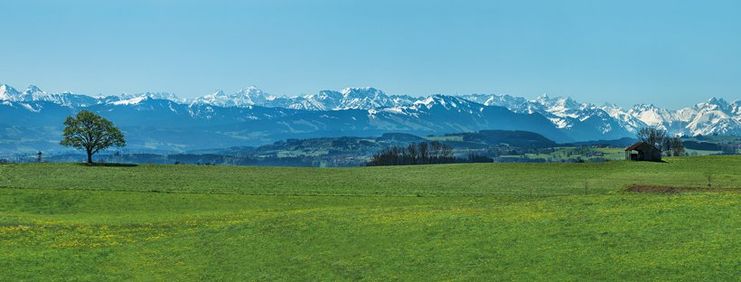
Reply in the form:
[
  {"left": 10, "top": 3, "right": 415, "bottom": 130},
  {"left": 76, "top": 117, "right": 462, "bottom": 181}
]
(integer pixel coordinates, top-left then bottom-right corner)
[
  {"left": 111, "top": 96, "right": 149, "bottom": 105},
  {"left": 283, "top": 90, "right": 344, "bottom": 111},
  {"left": 371, "top": 94, "right": 486, "bottom": 120},
  {"left": 338, "top": 87, "right": 396, "bottom": 110},
  {"left": 684, "top": 98, "right": 741, "bottom": 136},
  {"left": 599, "top": 104, "right": 647, "bottom": 133},
  {"left": 532, "top": 95, "right": 584, "bottom": 128},
  {"left": 411, "top": 95, "right": 480, "bottom": 113},
  {"left": 0, "top": 84, "right": 21, "bottom": 100},
  {"left": 524, "top": 95, "right": 635, "bottom": 139},
  {"left": 459, "top": 93, "right": 740, "bottom": 138},
  {"left": 179, "top": 86, "right": 741, "bottom": 139},
  {"left": 194, "top": 86, "right": 417, "bottom": 111},
  {"left": 461, "top": 94, "right": 534, "bottom": 113},
  {"left": 628, "top": 104, "right": 677, "bottom": 129},
  {"left": 460, "top": 93, "right": 633, "bottom": 139},
  {"left": 365, "top": 94, "right": 570, "bottom": 142},
  {"left": 0, "top": 84, "right": 99, "bottom": 108},
  {"left": 190, "top": 87, "right": 267, "bottom": 108},
  {"left": 19, "top": 85, "right": 47, "bottom": 101},
  {"left": 535, "top": 95, "right": 582, "bottom": 117},
  {"left": 619, "top": 97, "right": 741, "bottom": 136},
  {"left": 276, "top": 87, "right": 414, "bottom": 111},
  {"left": 463, "top": 94, "right": 593, "bottom": 129},
  {"left": 23, "top": 85, "right": 103, "bottom": 107},
  {"left": 1, "top": 82, "right": 739, "bottom": 142},
  {"left": 99, "top": 92, "right": 184, "bottom": 109}
]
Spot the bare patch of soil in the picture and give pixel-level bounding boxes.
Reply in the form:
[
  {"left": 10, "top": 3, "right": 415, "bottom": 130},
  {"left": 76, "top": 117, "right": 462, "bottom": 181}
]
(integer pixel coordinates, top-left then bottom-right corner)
[{"left": 625, "top": 184, "right": 740, "bottom": 194}]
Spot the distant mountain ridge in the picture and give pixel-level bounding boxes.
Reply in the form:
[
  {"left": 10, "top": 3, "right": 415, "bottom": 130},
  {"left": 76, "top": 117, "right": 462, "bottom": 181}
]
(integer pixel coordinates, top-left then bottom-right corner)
[{"left": 0, "top": 83, "right": 739, "bottom": 153}]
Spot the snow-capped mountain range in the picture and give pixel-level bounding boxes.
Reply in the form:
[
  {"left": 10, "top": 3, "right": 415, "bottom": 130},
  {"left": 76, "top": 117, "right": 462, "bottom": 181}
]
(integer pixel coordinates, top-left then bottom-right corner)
[
  {"left": 1, "top": 83, "right": 738, "bottom": 152},
  {"left": 188, "top": 86, "right": 418, "bottom": 111},
  {"left": 198, "top": 87, "right": 740, "bottom": 137}
]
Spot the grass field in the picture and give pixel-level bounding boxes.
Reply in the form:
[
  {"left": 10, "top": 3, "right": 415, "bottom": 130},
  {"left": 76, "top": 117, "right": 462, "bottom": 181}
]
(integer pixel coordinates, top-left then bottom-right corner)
[
  {"left": 0, "top": 156, "right": 739, "bottom": 280},
  {"left": 513, "top": 147, "right": 626, "bottom": 161}
]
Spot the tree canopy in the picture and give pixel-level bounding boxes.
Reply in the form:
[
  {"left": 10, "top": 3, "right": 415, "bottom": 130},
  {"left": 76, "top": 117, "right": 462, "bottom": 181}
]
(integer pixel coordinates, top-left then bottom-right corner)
[
  {"left": 60, "top": 110, "right": 125, "bottom": 164},
  {"left": 636, "top": 126, "right": 685, "bottom": 156},
  {"left": 637, "top": 127, "right": 667, "bottom": 150}
]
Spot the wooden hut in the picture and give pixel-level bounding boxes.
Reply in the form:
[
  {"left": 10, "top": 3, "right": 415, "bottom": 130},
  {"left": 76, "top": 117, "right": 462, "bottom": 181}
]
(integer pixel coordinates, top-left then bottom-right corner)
[{"left": 624, "top": 142, "right": 662, "bottom": 161}]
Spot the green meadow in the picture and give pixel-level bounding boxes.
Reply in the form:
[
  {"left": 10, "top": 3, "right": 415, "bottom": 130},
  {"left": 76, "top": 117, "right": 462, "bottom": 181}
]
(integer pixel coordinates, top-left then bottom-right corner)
[{"left": 0, "top": 156, "right": 739, "bottom": 280}]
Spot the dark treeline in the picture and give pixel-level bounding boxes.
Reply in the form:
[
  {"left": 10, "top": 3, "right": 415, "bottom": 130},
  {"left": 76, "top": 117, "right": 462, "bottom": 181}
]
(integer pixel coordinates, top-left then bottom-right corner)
[
  {"left": 40, "top": 153, "right": 367, "bottom": 167},
  {"left": 368, "top": 141, "right": 460, "bottom": 166}
]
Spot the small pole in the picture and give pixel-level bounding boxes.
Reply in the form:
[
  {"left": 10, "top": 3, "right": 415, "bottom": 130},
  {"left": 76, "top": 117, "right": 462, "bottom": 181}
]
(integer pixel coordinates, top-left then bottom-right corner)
[
  {"left": 584, "top": 180, "right": 588, "bottom": 195},
  {"left": 707, "top": 174, "right": 712, "bottom": 190}
]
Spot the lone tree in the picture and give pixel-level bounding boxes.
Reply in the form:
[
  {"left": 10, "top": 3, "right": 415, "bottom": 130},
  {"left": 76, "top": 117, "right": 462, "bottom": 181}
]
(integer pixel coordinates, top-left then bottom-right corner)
[
  {"left": 667, "top": 137, "right": 685, "bottom": 156},
  {"left": 637, "top": 126, "right": 685, "bottom": 156},
  {"left": 637, "top": 127, "right": 667, "bottom": 150},
  {"left": 60, "top": 110, "right": 125, "bottom": 164}
]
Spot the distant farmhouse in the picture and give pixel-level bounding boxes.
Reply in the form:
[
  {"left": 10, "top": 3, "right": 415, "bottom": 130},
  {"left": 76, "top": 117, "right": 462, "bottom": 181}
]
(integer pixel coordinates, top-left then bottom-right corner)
[{"left": 625, "top": 142, "right": 662, "bottom": 162}]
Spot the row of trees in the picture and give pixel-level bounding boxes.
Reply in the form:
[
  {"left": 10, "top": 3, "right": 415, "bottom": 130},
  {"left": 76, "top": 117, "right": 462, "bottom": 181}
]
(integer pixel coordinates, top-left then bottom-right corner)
[
  {"left": 637, "top": 127, "right": 685, "bottom": 156},
  {"left": 368, "top": 141, "right": 456, "bottom": 166}
]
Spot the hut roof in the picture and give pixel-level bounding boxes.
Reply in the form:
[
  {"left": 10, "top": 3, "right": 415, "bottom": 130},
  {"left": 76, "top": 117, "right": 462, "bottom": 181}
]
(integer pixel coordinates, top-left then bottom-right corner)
[{"left": 625, "top": 141, "right": 659, "bottom": 152}]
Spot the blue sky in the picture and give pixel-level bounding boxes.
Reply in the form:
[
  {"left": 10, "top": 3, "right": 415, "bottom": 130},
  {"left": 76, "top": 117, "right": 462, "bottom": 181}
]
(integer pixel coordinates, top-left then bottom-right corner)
[{"left": 1, "top": 0, "right": 739, "bottom": 108}]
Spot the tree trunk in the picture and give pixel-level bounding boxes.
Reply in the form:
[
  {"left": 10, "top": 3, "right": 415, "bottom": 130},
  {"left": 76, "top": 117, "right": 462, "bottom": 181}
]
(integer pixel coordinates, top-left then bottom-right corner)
[{"left": 86, "top": 149, "right": 93, "bottom": 164}]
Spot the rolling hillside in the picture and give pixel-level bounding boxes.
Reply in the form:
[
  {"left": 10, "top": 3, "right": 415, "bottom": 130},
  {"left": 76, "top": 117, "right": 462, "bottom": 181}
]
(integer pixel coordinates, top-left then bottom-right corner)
[{"left": 0, "top": 156, "right": 739, "bottom": 280}]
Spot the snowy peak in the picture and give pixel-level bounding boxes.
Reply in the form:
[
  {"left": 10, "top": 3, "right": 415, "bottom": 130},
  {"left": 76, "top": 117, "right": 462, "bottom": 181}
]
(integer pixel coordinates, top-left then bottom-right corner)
[
  {"left": 316, "top": 90, "right": 343, "bottom": 100},
  {"left": 20, "top": 85, "right": 47, "bottom": 101},
  {"left": 408, "top": 95, "right": 486, "bottom": 116},
  {"left": 629, "top": 104, "right": 671, "bottom": 127},
  {"left": 235, "top": 86, "right": 272, "bottom": 104},
  {"left": 297, "top": 90, "right": 343, "bottom": 110},
  {"left": 0, "top": 84, "right": 21, "bottom": 100},
  {"left": 461, "top": 94, "right": 532, "bottom": 113},
  {"left": 415, "top": 95, "right": 464, "bottom": 109},
  {"left": 599, "top": 104, "right": 647, "bottom": 133},
  {"left": 0, "top": 84, "right": 98, "bottom": 107},
  {"left": 622, "top": 98, "right": 741, "bottom": 136},
  {"left": 191, "top": 87, "right": 267, "bottom": 108},
  {"left": 684, "top": 97, "right": 740, "bottom": 136},
  {"left": 195, "top": 86, "right": 416, "bottom": 111},
  {"left": 111, "top": 96, "right": 149, "bottom": 105},
  {"left": 23, "top": 84, "right": 43, "bottom": 94},
  {"left": 112, "top": 92, "right": 183, "bottom": 105},
  {"left": 338, "top": 87, "right": 394, "bottom": 110},
  {"left": 696, "top": 97, "right": 733, "bottom": 113},
  {"left": 535, "top": 94, "right": 582, "bottom": 110},
  {"left": 341, "top": 87, "right": 384, "bottom": 99},
  {"left": 534, "top": 95, "right": 590, "bottom": 118}
]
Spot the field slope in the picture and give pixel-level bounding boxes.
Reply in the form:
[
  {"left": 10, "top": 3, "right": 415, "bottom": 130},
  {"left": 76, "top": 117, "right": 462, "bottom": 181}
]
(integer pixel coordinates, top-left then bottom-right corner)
[{"left": 0, "top": 156, "right": 739, "bottom": 280}]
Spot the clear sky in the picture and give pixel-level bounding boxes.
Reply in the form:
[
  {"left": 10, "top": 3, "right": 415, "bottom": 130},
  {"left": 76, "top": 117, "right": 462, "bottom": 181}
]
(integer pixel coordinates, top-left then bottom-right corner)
[{"left": 1, "top": 0, "right": 740, "bottom": 108}]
